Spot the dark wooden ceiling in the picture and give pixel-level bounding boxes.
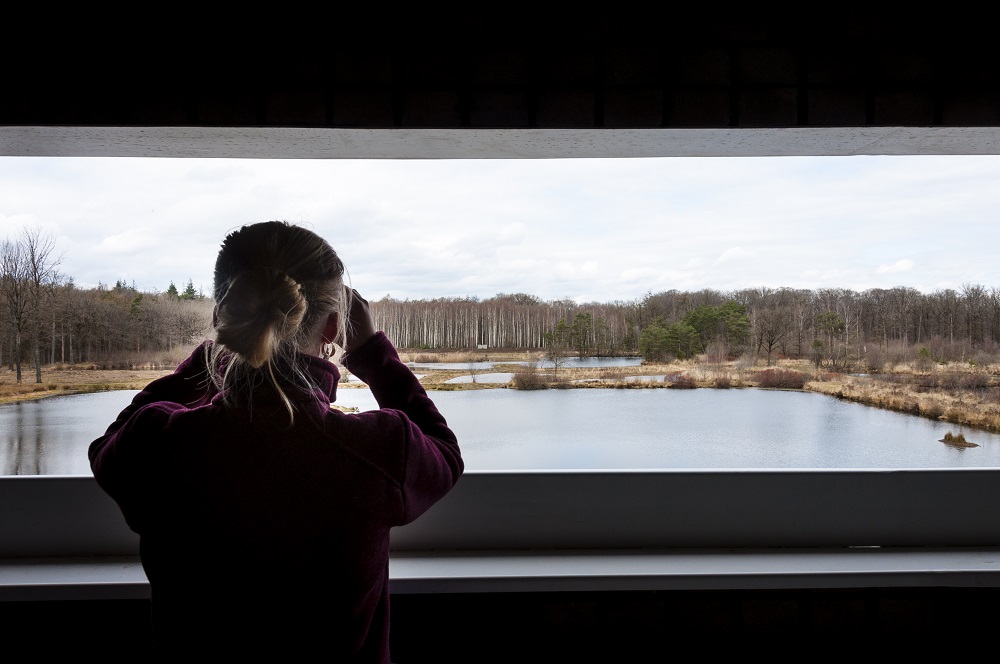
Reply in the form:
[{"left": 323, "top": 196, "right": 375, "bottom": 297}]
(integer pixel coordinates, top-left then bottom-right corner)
[{"left": 3, "top": 15, "right": 997, "bottom": 132}]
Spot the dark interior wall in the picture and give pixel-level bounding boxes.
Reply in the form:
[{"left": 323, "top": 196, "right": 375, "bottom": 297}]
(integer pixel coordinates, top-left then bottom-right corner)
[
  {"left": 5, "top": 587, "right": 999, "bottom": 658},
  {"left": 3, "top": 15, "right": 998, "bottom": 131}
]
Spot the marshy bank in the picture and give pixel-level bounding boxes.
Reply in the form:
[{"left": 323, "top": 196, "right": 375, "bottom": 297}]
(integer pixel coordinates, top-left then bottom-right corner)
[
  {"left": 394, "top": 349, "right": 1000, "bottom": 436},
  {"left": 4, "top": 350, "right": 1000, "bottom": 436}
]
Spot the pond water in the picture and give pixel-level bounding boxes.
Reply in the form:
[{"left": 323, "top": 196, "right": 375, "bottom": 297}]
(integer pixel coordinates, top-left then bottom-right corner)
[
  {"left": 445, "top": 373, "right": 515, "bottom": 384},
  {"left": 408, "top": 356, "right": 643, "bottom": 371},
  {"left": 4, "top": 386, "right": 1000, "bottom": 475},
  {"left": 534, "top": 356, "right": 644, "bottom": 369},
  {"left": 445, "top": 373, "right": 668, "bottom": 384},
  {"left": 431, "top": 355, "right": 650, "bottom": 384}
]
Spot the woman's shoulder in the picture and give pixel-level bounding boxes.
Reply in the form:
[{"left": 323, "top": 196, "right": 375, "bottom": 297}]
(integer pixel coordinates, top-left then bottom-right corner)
[
  {"left": 323, "top": 405, "right": 411, "bottom": 441},
  {"left": 318, "top": 406, "right": 414, "bottom": 468}
]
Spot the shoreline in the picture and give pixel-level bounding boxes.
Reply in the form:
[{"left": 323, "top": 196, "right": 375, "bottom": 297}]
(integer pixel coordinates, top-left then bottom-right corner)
[{"left": 3, "top": 357, "right": 998, "bottom": 436}]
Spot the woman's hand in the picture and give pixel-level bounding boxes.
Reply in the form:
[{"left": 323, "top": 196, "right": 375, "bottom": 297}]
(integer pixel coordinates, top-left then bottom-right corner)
[{"left": 344, "top": 287, "right": 377, "bottom": 354}]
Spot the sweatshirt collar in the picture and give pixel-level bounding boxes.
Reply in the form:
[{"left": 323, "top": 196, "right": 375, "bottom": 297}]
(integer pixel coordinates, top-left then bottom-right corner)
[{"left": 299, "top": 353, "right": 341, "bottom": 405}]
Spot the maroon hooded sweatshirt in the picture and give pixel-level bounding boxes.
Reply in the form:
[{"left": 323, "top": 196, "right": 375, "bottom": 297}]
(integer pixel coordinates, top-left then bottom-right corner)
[{"left": 89, "top": 332, "right": 463, "bottom": 661}]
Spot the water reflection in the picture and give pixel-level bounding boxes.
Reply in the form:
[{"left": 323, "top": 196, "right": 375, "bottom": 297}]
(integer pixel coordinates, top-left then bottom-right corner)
[
  {"left": 534, "top": 357, "right": 643, "bottom": 369},
  {"left": 408, "top": 361, "right": 498, "bottom": 371},
  {"left": 445, "top": 373, "right": 515, "bottom": 384},
  {"left": 6, "top": 387, "right": 1000, "bottom": 475},
  {"left": 329, "top": 388, "right": 1000, "bottom": 470},
  {"left": 0, "top": 393, "right": 117, "bottom": 475},
  {"left": 408, "top": 356, "right": 643, "bottom": 371},
  {"left": 0, "top": 402, "right": 40, "bottom": 475}
]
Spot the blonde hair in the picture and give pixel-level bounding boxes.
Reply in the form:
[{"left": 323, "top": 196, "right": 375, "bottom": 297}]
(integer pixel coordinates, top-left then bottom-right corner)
[{"left": 209, "top": 221, "right": 349, "bottom": 423}]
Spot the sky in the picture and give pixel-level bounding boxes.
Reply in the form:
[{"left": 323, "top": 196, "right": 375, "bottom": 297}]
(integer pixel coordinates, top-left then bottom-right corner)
[{"left": 1, "top": 154, "right": 999, "bottom": 304}]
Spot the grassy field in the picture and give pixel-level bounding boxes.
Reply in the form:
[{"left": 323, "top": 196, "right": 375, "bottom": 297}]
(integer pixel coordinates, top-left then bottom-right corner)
[{"left": 4, "top": 349, "right": 1000, "bottom": 437}]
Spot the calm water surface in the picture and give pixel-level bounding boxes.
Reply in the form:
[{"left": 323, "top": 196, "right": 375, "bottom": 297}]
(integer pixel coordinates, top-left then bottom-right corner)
[
  {"left": 409, "top": 357, "right": 643, "bottom": 371},
  {"left": 4, "top": 387, "right": 1000, "bottom": 475}
]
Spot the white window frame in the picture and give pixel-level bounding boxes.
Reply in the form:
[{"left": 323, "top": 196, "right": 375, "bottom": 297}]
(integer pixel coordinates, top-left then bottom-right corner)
[{"left": 4, "top": 126, "right": 1000, "bottom": 599}]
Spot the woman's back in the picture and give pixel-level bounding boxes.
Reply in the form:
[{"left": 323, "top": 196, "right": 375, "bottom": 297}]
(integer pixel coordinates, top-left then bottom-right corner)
[{"left": 88, "top": 222, "right": 462, "bottom": 661}]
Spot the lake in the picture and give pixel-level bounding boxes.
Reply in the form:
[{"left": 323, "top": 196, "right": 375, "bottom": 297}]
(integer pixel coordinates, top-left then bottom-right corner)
[
  {"left": 407, "top": 357, "right": 643, "bottom": 371},
  {"left": 4, "top": 386, "right": 1000, "bottom": 475}
]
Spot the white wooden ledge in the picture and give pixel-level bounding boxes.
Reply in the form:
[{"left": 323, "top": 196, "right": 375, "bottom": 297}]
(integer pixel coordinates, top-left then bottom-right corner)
[{"left": 5, "top": 471, "right": 1000, "bottom": 601}]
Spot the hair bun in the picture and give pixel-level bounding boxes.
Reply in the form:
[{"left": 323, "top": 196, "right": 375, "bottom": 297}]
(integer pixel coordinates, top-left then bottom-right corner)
[{"left": 215, "top": 269, "right": 308, "bottom": 367}]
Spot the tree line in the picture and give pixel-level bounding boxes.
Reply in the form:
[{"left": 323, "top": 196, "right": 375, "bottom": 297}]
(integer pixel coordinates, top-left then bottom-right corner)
[
  {"left": 7, "top": 227, "right": 1000, "bottom": 383},
  {"left": 2, "top": 227, "right": 212, "bottom": 383},
  {"left": 373, "top": 284, "right": 1000, "bottom": 370}
]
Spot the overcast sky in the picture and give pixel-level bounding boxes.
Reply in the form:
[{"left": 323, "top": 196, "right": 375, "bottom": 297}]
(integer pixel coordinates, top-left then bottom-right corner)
[{"left": 1, "top": 154, "right": 998, "bottom": 304}]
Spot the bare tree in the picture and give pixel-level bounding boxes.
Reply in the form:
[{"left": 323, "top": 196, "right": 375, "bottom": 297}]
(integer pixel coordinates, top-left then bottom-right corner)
[
  {"left": 21, "top": 227, "right": 62, "bottom": 383},
  {"left": 0, "top": 237, "right": 29, "bottom": 382},
  {"left": 754, "top": 306, "right": 790, "bottom": 366}
]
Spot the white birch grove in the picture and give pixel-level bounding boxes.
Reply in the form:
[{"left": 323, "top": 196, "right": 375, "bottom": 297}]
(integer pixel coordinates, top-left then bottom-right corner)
[
  {"left": 366, "top": 285, "right": 1000, "bottom": 363},
  {"left": 371, "top": 294, "right": 642, "bottom": 354}
]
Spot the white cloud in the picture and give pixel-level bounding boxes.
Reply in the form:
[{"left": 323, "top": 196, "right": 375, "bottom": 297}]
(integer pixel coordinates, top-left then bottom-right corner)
[
  {"left": 4, "top": 155, "right": 1000, "bottom": 301},
  {"left": 876, "top": 259, "right": 915, "bottom": 275},
  {"left": 714, "top": 247, "right": 753, "bottom": 265},
  {"left": 92, "top": 230, "right": 160, "bottom": 254}
]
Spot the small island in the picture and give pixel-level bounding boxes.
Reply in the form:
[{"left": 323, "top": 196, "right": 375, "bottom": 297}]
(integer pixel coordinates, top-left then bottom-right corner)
[{"left": 939, "top": 431, "right": 979, "bottom": 448}]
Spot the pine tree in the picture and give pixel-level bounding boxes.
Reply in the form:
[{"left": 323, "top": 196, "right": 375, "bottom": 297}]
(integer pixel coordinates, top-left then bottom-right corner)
[{"left": 180, "top": 279, "right": 197, "bottom": 300}]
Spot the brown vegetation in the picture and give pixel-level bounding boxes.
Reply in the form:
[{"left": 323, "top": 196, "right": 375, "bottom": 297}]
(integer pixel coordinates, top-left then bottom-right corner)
[
  {"left": 5, "top": 348, "right": 1000, "bottom": 438},
  {"left": 939, "top": 431, "right": 979, "bottom": 448},
  {"left": 805, "top": 370, "right": 1000, "bottom": 433},
  {"left": 755, "top": 368, "right": 810, "bottom": 389},
  {"left": 0, "top": 366, "right": 171, "bottom": 403},
  {"left": 510, "top": 365, "right": 548, "bottom": 390}
]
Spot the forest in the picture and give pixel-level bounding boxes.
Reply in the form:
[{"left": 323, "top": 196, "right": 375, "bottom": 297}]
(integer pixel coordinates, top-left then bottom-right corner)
[
  {"left": 1, "top": 227, "right": 212, "bottom": 383},
  {"left": 5, "top": 226, "right": 1000, "bottom": 384}
]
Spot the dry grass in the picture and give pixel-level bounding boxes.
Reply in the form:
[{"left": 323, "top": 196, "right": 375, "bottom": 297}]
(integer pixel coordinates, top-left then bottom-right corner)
[
  {"left": 0, "top": 366, "right": 170, "bottom": 404},
  {"left": 939, "top": 431, "right": 978, "bottom": 447},
  {"left": 6, "top": 352, "right": 1000, "bottom": 435},
  {"left": 805, "top": 371, "right": 1000, "bottom": 433}
]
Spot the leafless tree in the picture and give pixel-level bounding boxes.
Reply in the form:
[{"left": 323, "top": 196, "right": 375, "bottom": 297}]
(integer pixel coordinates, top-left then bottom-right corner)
[
  {"left": 754, "top": 306, "right": 790, "bottom": 366},
  {"left": 0, "top": 237, "right": 29, "bottom": 382},
  {"left": 21, "top": 227, "right": 62, "bottom": 383}
]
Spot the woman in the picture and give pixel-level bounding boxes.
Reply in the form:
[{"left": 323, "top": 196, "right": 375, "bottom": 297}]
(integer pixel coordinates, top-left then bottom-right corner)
[{"left": 89, "top": 221, "right": 463, "bottom": 660}]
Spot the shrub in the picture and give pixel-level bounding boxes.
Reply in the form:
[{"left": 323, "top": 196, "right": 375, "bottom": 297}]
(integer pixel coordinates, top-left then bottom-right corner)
[
  {"left": 668, "top": 374, "right": 697, "bottom": 389},
  {"left": 972, "top": 349, "right": 998, "bottom": 368},
  {"left": 960, "top": 373, "right": 993, "bottom": 391},
  {"left": 511, "top": 365, "right": 548, "bottom": 390},
  {"left": 755, "top": 368, "right": 808, "bottom": 389},
  {"left": 920, "top": 402, "right": 945, "bottom": 419},
  {"left": 915, "top": 346, "right": 934, "bottom": 372},
  {"left": 936, "top": 371, "right": 963, "bottom": 390},
  {"left": 863, "top": 346, "right": 885, "bottom": 373},
  {"left": 733, "top": 355, "right": 756, "bottom": 372}
]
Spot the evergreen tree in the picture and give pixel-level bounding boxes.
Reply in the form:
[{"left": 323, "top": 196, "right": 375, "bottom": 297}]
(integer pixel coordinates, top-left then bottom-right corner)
[
  {"left": 682, "top": 305, "right": 719, "bottom": 350},
  {"left": 180, "top": 279, "right": 198, "bottom": 300},
  {"left": 717, "top": 300, "right": 751, "bottom": 348},
  {"left": 638, "top": 317, "right": 671, "bottom": 362},
  {"left": 664, "top": 322, "right": 700, "bottom": 359},
  {"left": 570, "top": 312, "right": 593, "bottom": 357}
]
